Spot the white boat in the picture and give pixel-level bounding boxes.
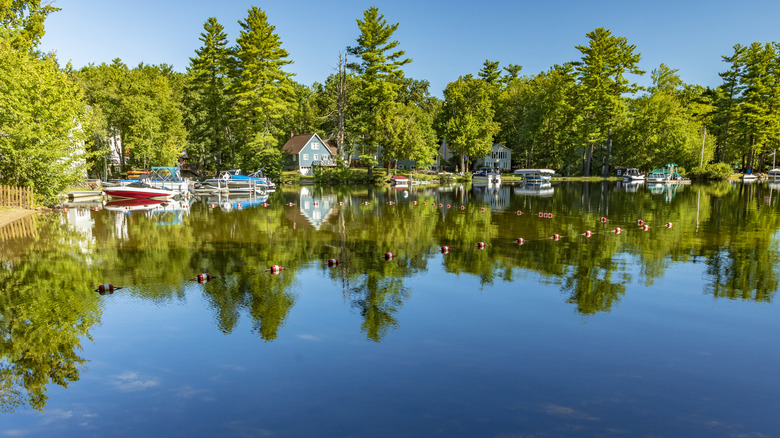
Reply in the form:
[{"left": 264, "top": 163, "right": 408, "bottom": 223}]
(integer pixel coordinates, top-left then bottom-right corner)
[
  {"left": 741, "top": 172, "right": 758, "bottom": 181},
  {"left": 768, "top": 169, "right": 780, "bottom": 180},
  {"left": 200, "top": 169, "right": 272, "bottom": 195},
  {"left": 102, "top": 182, "right": 176, "bottom": 199},
  {"left": 622, "top": 168, "right": 645, "bottom": 181},
  {"left": 513, "top": 168, "right": 554, "bottom": 183},
  {"left": 472, "top": 170, "right": 501, "bottom": 185}
]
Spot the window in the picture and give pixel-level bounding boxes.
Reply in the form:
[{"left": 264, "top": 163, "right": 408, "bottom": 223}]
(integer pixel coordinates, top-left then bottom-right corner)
[
  {"left": 313, "top": 154, "right": 319, "bottom": 161},
  {"left": 311, "top": 142, "right": 319, "bottom": 150},
  {"left": 303, "top": 154, "right": 309, "bottom": 161}
]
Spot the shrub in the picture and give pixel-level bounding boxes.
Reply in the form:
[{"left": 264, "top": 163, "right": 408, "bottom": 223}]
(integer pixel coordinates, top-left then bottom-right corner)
[{"left": 688, "top": 163, "right": 733, "bottom": 181}]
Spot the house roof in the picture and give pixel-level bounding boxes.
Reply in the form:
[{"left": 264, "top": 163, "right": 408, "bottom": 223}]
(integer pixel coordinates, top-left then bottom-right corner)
[{"left": 281, "top": 133, "right": 337, "bottom": 155}]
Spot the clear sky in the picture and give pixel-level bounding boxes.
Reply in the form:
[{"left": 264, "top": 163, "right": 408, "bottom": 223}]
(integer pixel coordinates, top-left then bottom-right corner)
[{"left": 40, "top": 0, "right": 780, "bottom": 97}]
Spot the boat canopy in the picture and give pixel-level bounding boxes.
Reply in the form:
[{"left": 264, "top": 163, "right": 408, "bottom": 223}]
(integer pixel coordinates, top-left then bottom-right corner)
[{"left": 513, "top": 169, "right": 555, "bottom": 176}]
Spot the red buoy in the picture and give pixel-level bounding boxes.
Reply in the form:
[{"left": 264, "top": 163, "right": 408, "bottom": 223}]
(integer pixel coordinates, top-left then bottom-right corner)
[
  {"left": 327, "top": 259, "right": 339, "bottom": 267},
  {"left": 97, "top": 284, "right": 115, "bottom": 295},
  {"left": 413, "top": 201, "right": 418, "bottom": 205},
  {"left": 269, "top": 265, "right": 284, "bottom": 274},
  {"left": 584, "top": 230, "right": 593, "bottom": 237},
  {"left": 197, "top": 273, "right": 212, "bottom": 283},
  {"left": 539, "top": 212, "right": 544, "bottom": 218},
  {"left": 384, "top": 252, "right": 396, "bottom": 261},
  {"left": 262, "top": 203, "right": 269, "bottom": 207},
  {"left": 236, "top": 203, "right": 243, "bottom": 208},
  {"left": 642, "top": 224, "right": 649, "bottom": 231},
  {"left": 287, "top": 202, "right": 294, "bottom": 207},
  {"left": 516, "top": 237, "right": 525, "bottom": 245},
  {"left": 552, "top": 234, "right": 561, "bottom": 241},
  {"left": 481, "top": 207, "right": 486, "bottom": 212},
  {"left": 440, "top": 246, "right": 450, "bottom": 254},
  {"left": 476, "top": 242, "right": 486, "bottom": 249},
  {"left": 666, "top": 222, "right": 673, "bottom": 228},
  {"left": 549, "top": 213, "right": 554, "bottom": 218},
  {"left": 637, "top": 219, "right": 644, "bottom": 226},
  {"left": 423, "top": 202, "right": 427, "bottom": 205},
  {"left": 460, "top": 205, "right": 465, "bottom": 210},
  {"left": 600, "top": 217, "right": 608, "bottom": 223},
  {"left": 209, "top": 204, "right": 216, "bottom": 208},
  {"left": 447, "top": 204, "right": 451, "bottom": 209},
  {"left": 339, "top": 201, "right": 344, "bottom": 206},
  {"left": 517, "top": 210, "right": 522, "bottom": 215},
  {"left": 614, "top": 227, "right": 622, "bottom": 234}
]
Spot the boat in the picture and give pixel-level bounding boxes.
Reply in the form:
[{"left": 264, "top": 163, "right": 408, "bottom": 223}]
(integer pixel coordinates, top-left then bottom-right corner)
[
  {"left": 102, "top": 182, "right": 176, "bottom": 199},
  {"left": 200, "top": 169, "right": 272, "bottom": 195},
  {"left": 103, "top": 167, "right": 191, "bottom": 194},
  {"left": 767, "top": 169, "right": 780, "bottom": 180},
  {"left": 472, "top": 169, "right": 501, "bottom": 185},
  {"left": 741, "top": 171, "right": 758, "bottom": 181},
  {"left": 513, "top": 169, "right": 555, "bottom": 183},
  {"left": 622, "top": 168, "right": 645, "bottom": 181},
  {"left": 647, "top": 164, "right": 685, "bottom": 184},
  {"left": 391, "top": 175, "right": 409, "bottom": 187}
]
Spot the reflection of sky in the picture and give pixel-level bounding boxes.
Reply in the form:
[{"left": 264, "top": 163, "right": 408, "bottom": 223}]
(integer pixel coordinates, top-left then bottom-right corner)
[{"left": 4, "top": 256, "right": 780, "bottom": 437}]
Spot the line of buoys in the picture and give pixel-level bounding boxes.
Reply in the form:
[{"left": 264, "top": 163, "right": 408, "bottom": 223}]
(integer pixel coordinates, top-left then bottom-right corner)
[
  {"left": 440, "top": 246, "right": 450, "bottom": 254},
  {"left": 327, "top": 259, "right": 339, "bottom": 267},
  {"left": 384, "top": 252, "right": 396, "bottom": 261}
]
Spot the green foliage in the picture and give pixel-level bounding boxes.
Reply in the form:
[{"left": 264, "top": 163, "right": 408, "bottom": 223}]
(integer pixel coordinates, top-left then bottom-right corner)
[
  {"left": 0, "top": 45, "right": 92, "bottom": 204},
  {"left": 313, "top": 161, "right": 354, "bottom": 184},
  {"left": 688, "top": 162, "right": 733, "bottom": 180},
  {"left": 376, "top": 102, "right": 438, "bottom": 168},
  {"left": 232, "top": 6, "right": 296, "bottom": 153},
  {"left": 0, "top": 0, "right": 59, "bottom": 51},
  {"left": 440, "top": 75, "right": 500, "bottom": 170}
]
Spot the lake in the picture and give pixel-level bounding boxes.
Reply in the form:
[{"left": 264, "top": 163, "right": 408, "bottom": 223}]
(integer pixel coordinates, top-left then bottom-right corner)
[{"left": 1, "top": 181, "right": 779, "bottom": 437}]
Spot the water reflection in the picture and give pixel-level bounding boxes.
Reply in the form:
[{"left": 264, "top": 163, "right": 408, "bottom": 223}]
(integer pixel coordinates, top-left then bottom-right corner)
[{"left": 2, "top": 181, "right": 780, "bottom": 413}]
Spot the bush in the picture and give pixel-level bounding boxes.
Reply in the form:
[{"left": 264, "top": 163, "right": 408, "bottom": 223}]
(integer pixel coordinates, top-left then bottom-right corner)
[{"left": 688, "top": 163, "right": 733, "bottom": 181}]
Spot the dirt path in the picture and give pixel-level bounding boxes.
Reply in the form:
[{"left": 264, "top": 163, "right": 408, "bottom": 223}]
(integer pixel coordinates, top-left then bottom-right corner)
[{"left": 0, "top": 208, "right": 38, "bottom": 228}]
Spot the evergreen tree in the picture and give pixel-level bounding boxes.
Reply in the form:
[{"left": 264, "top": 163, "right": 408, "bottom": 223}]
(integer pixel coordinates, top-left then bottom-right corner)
[
  {"left": 186, "top": 17, "right": 234, "bottom": 173},
  {"left": 232, "top": 6, "right": 295, "bottom": 163},
  {"left": 574, "top": 27, "right": 644, "bottom": 176},
  {"left": 347, "top": 6, "right": 411, "bottom": 178}
]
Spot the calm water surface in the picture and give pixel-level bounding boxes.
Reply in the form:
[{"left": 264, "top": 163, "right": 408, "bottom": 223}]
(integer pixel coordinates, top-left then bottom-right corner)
[{"left": 2, "top": 181, "right": 780, "bottom": 437}]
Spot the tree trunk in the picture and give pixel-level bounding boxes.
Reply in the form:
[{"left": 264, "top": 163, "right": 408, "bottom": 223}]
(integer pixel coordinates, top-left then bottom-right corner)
[
  {"left": 584, "top": 144, "right": 593, "bottom": 177},
  {"left": 602, "top": 127, "right": 612, "bottom": 178}
]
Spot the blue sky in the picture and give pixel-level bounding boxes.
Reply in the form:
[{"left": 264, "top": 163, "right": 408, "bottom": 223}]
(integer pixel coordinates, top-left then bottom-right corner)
[{"left": 40, "top": 0, "right": 780, "bottom": 97}]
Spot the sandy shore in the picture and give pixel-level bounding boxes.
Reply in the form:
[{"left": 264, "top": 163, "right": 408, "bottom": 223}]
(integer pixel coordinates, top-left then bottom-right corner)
[{"left": 0, "top": 208, "right": 38, "bottom": 228}]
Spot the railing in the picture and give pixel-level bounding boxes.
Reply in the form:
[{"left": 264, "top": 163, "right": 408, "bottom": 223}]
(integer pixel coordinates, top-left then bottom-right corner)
[
  {"left": 0, "top": 185, "right": 34, "bottom": 208},
  {"left": 313, "top": 160, "right": 338, "bottom": 167}
]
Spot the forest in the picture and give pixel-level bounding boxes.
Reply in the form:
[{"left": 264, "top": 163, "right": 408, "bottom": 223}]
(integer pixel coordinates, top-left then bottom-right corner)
[{"left": 2, "top": 2, "right": 780, "bottom": 201}]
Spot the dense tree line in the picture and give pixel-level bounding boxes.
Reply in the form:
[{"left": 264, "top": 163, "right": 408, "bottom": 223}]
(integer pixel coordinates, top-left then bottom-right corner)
[{"left": 3, "top": 2, "right": 780, "bottom": 202}]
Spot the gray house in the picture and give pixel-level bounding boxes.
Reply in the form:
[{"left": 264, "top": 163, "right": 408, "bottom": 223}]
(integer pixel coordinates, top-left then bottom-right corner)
[{"left": 282, "top": 133, "right": 338, "bottom": 175}]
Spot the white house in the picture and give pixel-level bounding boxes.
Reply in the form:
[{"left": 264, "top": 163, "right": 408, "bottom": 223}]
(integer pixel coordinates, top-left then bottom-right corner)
[{"left": 437, "top": 142, "right": 512, "bottom": 171}]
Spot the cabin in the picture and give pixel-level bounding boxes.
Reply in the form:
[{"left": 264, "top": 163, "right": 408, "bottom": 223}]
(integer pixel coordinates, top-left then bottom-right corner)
[{"left": 282, "top": 133, "right": 339, "bottom": 175}]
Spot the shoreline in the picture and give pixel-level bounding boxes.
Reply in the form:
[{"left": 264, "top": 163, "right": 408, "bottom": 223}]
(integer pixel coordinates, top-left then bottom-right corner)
[{"left": 0, "top": 208, "right": 38, "bottom": 228}]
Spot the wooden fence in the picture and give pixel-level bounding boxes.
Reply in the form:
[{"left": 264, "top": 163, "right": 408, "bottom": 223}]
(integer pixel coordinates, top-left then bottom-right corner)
[
  {"left": 0, "top": 213, "right": 37, "bottom": 241},
  {"left": 0, "top": 185, "right": 34, "bottom": 208}
]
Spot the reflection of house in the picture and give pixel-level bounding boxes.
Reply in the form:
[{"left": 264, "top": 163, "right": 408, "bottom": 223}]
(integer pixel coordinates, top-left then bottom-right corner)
[
  {"left": 472, "top": 186, "right": 511, "bottom": 210},
  {"left": 282, "top": 133, "right": 338, "bottom": 176},
  {"left": 286, "top": 187, "right": 337, "bottom": 230}
]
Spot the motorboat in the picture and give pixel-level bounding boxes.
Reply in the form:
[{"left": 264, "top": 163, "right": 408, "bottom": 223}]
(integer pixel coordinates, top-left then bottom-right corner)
[
  {"left": 647, "top": 164, "right": 684, "bottom": 184},
  {"left": 102, "top": 182, "right": 176, "bottom": 199},
  {"left": 768, "top": 169, "right": 780, "bottom": 180},
  {"left": 391, "top": 175, "right": 409, "bottom": 187},
  {"left": 472, "top": 169, "right": 501, "bottom": 185},
  {"left": 513, "top": 169, "right": 554, "bottom": 183},
  {"left": 622, "top": 168, "right": 645, "bottom": 181},
  {"left": 103, "top": 167, "right": 191, "bottom": 195},
  {"left": 741, "top": 172, "right": 758, "bottom": 181},
  {"left": 200, "top": 169, "right": 272, "bottom": 195}
]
